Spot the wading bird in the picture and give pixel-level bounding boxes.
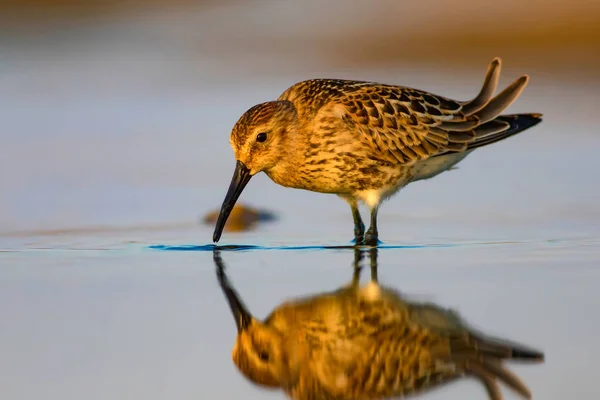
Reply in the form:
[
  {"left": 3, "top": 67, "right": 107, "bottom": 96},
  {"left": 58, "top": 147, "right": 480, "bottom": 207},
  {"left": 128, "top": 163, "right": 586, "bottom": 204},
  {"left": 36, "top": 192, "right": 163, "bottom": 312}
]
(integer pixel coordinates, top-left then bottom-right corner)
[{"left": 212, "top": 58, "right": 542, "bottom": 245}]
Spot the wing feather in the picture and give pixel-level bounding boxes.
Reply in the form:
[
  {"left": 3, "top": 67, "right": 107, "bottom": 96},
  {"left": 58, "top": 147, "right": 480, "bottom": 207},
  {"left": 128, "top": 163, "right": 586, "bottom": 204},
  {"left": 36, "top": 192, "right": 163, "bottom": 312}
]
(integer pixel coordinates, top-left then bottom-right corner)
[{"left": 278, "top": 58, "right": 532, "bottom": 166}]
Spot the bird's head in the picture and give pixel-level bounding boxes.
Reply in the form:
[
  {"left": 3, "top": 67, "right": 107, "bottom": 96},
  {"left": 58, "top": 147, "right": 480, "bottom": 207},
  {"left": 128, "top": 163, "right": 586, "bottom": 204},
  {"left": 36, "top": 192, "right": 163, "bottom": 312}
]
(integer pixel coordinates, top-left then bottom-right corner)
[
  {"left": 215, "top": 250, "right": 287, "bottom": 388},
  {"left": 231, "top": 318, "right": 286, "bottom": 389},
  {"left": 213, "top": 100, "right": 298, "bottom": 242}
]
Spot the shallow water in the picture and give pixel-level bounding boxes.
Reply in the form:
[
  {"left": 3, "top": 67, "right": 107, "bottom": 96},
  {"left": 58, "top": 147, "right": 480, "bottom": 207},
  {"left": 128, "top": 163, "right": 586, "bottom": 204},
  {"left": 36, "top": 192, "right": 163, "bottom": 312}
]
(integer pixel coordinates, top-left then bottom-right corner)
[
  {"left": 1, "top": 2, "right": 600, "bottom": 399},
  {"left": 2, "top": 239, "right": 599, "bottom": 400}
]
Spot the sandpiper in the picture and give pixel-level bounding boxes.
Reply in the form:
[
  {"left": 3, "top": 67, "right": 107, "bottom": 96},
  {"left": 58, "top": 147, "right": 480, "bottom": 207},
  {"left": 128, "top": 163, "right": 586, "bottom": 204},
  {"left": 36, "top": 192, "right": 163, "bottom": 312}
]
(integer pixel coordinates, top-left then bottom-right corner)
[
  {"left": 212, "top": 58, "right": 542, "bottom": 245},
  {"left": 215, "top": 248, "right": 544, "bottom": 400}
]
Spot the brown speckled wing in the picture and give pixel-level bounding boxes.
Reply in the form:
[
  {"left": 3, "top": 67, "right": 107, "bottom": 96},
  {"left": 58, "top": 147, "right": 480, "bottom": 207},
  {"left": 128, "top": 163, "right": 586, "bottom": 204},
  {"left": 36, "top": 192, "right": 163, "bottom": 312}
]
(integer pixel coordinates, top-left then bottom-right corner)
[
  {"left": 278, "top": 78, "right": 373, "bottom": 119},
  {"left": 278, "top": 58, "right": 529, "bottom": 166}
]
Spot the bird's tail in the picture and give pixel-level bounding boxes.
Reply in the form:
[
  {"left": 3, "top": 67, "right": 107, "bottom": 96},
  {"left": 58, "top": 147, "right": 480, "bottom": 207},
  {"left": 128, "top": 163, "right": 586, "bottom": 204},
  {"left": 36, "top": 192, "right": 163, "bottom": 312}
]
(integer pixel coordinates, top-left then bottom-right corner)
[
  {"left": 452, "top": 334, "right": 544, "bottom": 400},
  {"left": 463, "top": 113, "right": 543, "bottom": 151},
  {"left": 435, "top": 58, "right": 543, "bottom": 156}
]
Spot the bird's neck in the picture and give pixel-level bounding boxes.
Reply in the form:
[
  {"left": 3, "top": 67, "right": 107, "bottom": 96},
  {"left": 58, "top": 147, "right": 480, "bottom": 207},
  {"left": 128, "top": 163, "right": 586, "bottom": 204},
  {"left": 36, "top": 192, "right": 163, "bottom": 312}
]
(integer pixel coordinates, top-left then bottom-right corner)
[{"left": 263, "top": 130, "right": 313, "bottom": 189}]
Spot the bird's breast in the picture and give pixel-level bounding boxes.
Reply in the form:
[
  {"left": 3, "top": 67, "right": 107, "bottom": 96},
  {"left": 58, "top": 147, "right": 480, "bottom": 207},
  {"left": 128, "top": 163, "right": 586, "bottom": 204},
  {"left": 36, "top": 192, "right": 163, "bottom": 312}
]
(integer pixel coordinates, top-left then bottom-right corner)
[{"left": 266, "top": 155, "right": 412, "bottom": 195}]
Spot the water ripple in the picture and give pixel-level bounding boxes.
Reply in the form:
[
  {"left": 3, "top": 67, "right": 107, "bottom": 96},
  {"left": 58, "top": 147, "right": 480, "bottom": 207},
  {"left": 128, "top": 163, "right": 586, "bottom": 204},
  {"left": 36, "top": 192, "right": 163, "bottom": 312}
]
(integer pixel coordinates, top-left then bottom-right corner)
[{"left": 147, "top": 243, "right": 454, "bottom": 252}]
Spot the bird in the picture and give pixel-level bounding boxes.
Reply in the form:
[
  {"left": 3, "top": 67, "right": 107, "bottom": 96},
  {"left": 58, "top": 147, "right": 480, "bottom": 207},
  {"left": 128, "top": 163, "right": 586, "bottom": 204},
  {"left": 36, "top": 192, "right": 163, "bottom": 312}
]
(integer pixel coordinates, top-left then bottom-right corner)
[
  {"left": 212, "top": 58, "right": 542, "bottom": 245},
  {"left": 214, "top": 248, "right": 545, "bottom": 400}
]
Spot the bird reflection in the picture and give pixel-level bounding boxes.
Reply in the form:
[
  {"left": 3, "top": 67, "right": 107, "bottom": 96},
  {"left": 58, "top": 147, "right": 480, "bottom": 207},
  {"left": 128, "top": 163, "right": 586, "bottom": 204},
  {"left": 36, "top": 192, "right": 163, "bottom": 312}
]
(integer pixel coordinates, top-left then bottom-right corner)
[{"left": 214, "top": 248, "right": 544, "bottom": 400}]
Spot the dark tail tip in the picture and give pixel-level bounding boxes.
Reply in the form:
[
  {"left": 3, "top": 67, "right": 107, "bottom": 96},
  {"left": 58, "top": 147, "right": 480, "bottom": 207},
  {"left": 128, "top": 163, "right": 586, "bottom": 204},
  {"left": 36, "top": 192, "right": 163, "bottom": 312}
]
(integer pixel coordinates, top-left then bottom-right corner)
[
  {"left": 465, "top": 113, "right": 543, "bottom": 151},
  {"left": 512, "top": 347, "right": 545, "bottom": 362},
  {"left": 497, "top": 113, "right": 543, "bottom": 132}
]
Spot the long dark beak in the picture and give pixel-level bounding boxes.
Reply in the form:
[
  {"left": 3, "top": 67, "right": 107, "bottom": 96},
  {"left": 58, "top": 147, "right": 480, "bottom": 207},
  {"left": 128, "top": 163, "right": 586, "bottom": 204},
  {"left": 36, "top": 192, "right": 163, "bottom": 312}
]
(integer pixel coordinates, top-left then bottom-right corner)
[
  {"left": 214, "top": 249, "right": 253, "bottom": 332},
  {"left": 213, "top": 160, "right": 252, "bottom": 242}
]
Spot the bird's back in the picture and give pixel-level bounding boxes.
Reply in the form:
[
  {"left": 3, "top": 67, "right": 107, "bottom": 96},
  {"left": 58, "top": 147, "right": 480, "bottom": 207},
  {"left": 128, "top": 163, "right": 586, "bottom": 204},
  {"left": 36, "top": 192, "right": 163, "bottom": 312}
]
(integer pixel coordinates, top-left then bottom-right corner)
[{"left": 278, "top": 78, "right": 463, "bottom": 123}]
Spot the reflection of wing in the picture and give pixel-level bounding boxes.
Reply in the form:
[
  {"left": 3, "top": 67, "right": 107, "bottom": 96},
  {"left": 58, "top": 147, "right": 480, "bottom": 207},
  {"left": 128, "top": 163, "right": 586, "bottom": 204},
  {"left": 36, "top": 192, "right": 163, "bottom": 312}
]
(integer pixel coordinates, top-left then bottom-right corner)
[
  {"left": 279, "top": 58, "right": 534, "bottom": 166},
  {"left": 407, "top": 299, "right": 545, "bottom": 398},
  {"left": 287, "top": 286, "right": 543, "bottom": 400},
  {"left": 302, "top": 289, "right": 456, "bottom": 399}
]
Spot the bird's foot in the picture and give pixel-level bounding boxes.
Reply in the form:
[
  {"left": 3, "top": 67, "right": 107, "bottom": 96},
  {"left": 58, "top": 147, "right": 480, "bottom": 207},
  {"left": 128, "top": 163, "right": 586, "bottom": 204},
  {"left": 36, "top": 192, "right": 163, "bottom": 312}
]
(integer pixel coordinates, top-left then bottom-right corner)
[
  {"left": 364, "top": 232, "right": 380, "bottom": 247},
  {"left": 351, "top": 227, "right": 365, "bottom": 246},
  {"left": 352, "top": 235, "right": 365, "bottom": 246}
]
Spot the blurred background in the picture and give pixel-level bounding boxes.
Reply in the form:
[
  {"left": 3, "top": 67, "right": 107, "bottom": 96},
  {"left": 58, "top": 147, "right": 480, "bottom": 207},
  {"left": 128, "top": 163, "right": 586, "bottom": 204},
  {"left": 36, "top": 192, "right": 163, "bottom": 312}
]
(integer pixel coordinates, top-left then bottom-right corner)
[
  {"left": 1, "top": 2, "right": 600, "bottom": 400},
  {"left": 1, "top": 0, "right": 599, "bottom": 241}
]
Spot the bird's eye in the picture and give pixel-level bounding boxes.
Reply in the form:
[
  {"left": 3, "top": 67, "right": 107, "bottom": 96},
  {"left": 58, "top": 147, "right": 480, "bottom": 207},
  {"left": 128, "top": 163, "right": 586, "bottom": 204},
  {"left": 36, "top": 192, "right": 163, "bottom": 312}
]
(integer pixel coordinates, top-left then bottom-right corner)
[
  {"left": 256, "top": 132, "right": 268, "bottom": 143},
  {"left": 258, "top": 351, "right": 270, "bottom": 362}
]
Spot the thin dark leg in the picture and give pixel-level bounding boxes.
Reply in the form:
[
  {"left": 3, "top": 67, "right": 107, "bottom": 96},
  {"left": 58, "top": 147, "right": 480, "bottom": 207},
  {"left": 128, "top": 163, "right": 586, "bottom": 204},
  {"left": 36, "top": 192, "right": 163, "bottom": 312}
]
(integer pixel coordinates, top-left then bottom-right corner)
[
  {"left": 368, "top": 247, "right": 378, "bottom": 283},
  {"left": 351, "top": 203, "right": 365, "bottom": 245},
  {"left": 364, "top": 206, "right": 379, "bottom": 247},
  {"left": 351, "top": 247, "right": 364, "bottom": 287}
]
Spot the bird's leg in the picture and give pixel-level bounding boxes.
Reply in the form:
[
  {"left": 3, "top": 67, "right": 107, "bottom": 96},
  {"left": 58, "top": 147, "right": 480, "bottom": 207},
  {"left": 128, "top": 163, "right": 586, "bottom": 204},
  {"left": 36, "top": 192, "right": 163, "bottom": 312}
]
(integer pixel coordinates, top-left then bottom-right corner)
[
  {"left": 364, "top": 206, "right": 379, "bottom": 247},
  {"left": 351, "top": 247, "right": 364, "bottom": 288},
  {"left": 368, "top": 247, "right": 378, "bottom": 283},
  {"left": 350, "top": 202, "right": 365, "bottom": 245}
]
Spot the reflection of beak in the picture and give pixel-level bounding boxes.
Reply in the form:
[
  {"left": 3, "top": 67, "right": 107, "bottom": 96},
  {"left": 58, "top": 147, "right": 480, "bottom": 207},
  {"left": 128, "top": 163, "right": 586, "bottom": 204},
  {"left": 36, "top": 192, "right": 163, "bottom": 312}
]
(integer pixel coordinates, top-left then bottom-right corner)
[
  {"left": 213, "top": 160, "right": 252, "bottom": 242},
  {"left": 214, "top": 250, "right": 253, "bottom": 332},
  {"left": 225, "top": 282, "right": 253, "bottom": 332}
]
